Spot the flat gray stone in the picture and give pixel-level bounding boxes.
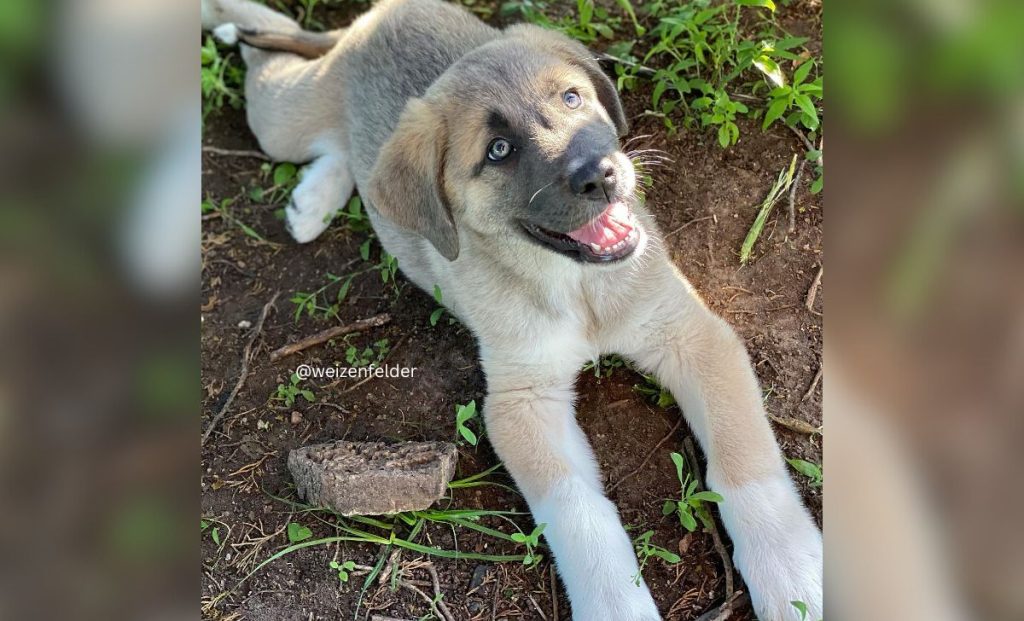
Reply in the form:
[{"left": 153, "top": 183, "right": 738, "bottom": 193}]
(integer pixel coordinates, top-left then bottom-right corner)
[{"left": 287, "top": 440, "right": 457, "bottom": 515}]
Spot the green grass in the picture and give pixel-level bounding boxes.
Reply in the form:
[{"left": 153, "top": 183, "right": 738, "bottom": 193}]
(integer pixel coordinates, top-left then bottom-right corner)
[
  {"left": 787, "top": 457, "right": 823, "bottom": 487},
  {"left": 505, "top": 0, "right": 823, "bottom": 162},
  {"left": 272, "top": 372, "right": 315, "bottom": 407},
  {"left": 632, "top": 529, "right": 681, "bottom": 585},
  {"left": 454, "top": 400, "right": 480, "bottom": 445},
  {"left": 232, "top": 473, "right": 543, "bottom": 610},
  {"left": 738, "top": 153, "right": 798, "bottom": 264},
  {"left": 662, "top": 451, "right": 723, "bottom": 531},
  {"left": 200, "top": 36, "right": 244, "bottom": 121}
]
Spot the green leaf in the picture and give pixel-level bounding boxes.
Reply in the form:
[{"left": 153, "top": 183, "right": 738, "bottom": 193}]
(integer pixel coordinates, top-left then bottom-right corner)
[
  {"left": 510, "top": 532, "right": 527, "bottom": 543},
  {"left": 791, "top": 600, "right": 809, "bottom": 620},
  {"left": 287, "top": 522, "right": 313, "bottom": 543},
  {"left": 201, "top": 519, "right": 210, "bottom": 530},
  {"left": 430, "top": 308, "right": 444, "bottom": 327},
  {"left": 211, "top": 527, "right": 221, "bottom": 546},
  {"left": 300, "top": 390, "right": 315, "bottom": 402},
  {"left": 689, "top": 491, "right": 725, "bottom": 503},
  {"left": 793, "top": 60, "right": 814, "bottom": 86},
  {"left": 651, "top": 80, "right": 668, "bottom": 109},
  {"left": 653, "top": 549, "right": 681, "bottom": 563},
  {"left": 578, "top": 0, "right": 593, "bottom": 26},
  {"left": 273, "top": 163, "right": 297, "bottom": 187},
  {"left": 458, "top": 425, "right": 478, "bottom": 446},
  {"left": 811, "top": 175, "right": 823, "bottom": 194},
  {"left": 678, "top": 508, "right": 698, "bottom": 531},
  {"left": 753, "top": 55, "right": 785, "bottom": 88},
  {"left": 433, "top": 284, "right": 443, "bottom": 303},
  {"left": 735, "top": 0, "right": 775, "bottom": 10},
  {"left": 786, "top": 458, "right": 822, "bottom": 482},
  {"left": 669, "top": 452, "right": 685, "bottom": 483},
  {"left": 359, "top": 239, "right": 371, "bottom": 261},
  {"left": 337, "top": 275, "right": 353, "bottom": 303},
  {"left": 717, "top": 124, "right": 730, "bottom": 148},
  {"left": 762, "top": 98, "right": 788, "bottom": 130},
  {"left": 662, "top": 500, "right": 676, "bottom": 515},
  {"left": 794, "top": 94, "right": 818, "bottom": 122}
]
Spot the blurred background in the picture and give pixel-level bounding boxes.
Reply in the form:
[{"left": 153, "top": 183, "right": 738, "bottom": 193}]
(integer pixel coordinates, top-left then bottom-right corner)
[{"left": 0, "top": 0, "right": 1020, "bottom": 619}]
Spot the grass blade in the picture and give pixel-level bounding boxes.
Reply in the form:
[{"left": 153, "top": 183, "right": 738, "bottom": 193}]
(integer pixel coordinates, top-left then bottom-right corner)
[{"left": 739, "top": 154, "right": 798, "bottom": 265}]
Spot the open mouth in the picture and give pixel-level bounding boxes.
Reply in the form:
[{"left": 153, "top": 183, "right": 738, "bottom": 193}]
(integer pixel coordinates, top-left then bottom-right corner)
[{"left": 522, "top": 202, "right": 641, "bottom": 263}]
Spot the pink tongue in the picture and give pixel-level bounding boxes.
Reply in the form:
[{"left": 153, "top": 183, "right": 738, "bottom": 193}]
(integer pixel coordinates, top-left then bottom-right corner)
[{"left": 566, "top": 203, "right": 633, "bottom": 247}]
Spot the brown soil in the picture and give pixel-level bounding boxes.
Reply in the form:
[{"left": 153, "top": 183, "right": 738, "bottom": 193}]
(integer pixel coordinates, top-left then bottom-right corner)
[{"left": 201, "top": 3, "right": 822, "bottom": 620}]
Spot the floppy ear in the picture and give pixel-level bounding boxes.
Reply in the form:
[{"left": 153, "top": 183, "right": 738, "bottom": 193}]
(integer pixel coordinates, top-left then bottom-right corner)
[
  {"left": 366, "top": 98, "right": 459, "bottom": 261},
  {"left": 505, "top": 24, "right": 628, "bottom": 137}
]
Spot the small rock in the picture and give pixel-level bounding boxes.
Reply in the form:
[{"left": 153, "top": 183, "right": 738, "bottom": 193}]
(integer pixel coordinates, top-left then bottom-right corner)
[
  {"left": 237, "top": 319, "right": 252, "bottom": 329},
  {"left": 468, "top": 564, "right": 490, "bottom": 591},
  {"left": 288, "top": 440, "right": 457, "bottom": 516},
  {"left": 290, "top": 411, "right": 303, "bottom": 425},
  {"left": 678, "top": 533, "right": 693, "bottom": 556}
]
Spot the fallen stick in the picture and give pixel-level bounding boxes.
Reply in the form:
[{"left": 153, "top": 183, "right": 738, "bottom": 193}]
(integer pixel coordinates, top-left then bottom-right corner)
[
  {"left": 683, "top": 437, "right": 735, "bottom": 598},
  {"left": 202, "top": 292, "right": 279, "bottom": 445},
  {"left": 269, "top": 313, "right": 392, "bottom": 361},
  {"left": 695, "top": 590, "right": 750, "bottom": 621},
  {"left": 202, "top": 145, "right": 271, "bottom": 161},
  {"left": 805, "top": 265, "right": 823, "bottom": 313},
  {"left": 666, "top": 215, "right": 715, "bottom": 238},
  {"left": 608, "top": 417, "right": 683, "bottom": 493},
  {"left": 769, "top": 414, "right": 822, "bottom": 435},
  {"left": 802, "top": 365, "right": 824, "bottom": 402}
]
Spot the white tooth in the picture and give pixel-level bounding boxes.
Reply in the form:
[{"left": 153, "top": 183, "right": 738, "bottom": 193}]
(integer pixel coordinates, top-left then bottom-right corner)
[{"left": 590, "top": 242, "right": 602, "bottom": 253}]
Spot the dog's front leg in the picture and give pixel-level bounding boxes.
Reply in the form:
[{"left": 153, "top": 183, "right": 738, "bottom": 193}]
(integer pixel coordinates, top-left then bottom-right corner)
[
  {"left": 616, "top": 265, "right": 823, "bottom": 621},
  {"left": 481, "top": 352, "right": 661, "bottom": 621}
]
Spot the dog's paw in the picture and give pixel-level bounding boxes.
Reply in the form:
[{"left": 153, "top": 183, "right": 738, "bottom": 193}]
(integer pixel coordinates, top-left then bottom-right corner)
[
  {"left": 714, "top": 474, "right": 822, "bottom": 621},
  {"left": 740, "top": 531, "right": 823, "bottom": 621},
  {"left": 570, "top": 585, "right": 661, "bottom": 621},
  {"left": 212, "top": 23, "right": 239, "bottom": 46},
  {"left": 285, "top": 197, "right": 333, "bottom": 244}
]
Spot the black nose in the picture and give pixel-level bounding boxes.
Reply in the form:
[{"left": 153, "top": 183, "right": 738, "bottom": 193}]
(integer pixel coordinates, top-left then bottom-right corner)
[{"left": 569, "top": 158, "right": 617, "bottom": 198}]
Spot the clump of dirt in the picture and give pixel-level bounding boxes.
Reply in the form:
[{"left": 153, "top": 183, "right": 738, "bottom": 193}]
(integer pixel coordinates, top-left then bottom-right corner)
[{"left": 201, "top": 4, "right": 822, "bottom": 621}]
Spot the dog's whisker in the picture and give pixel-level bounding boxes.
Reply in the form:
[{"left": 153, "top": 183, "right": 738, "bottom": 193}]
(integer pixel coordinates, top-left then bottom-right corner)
[{"left": 528, "top": 180, "right": 555, "bottom": 206}]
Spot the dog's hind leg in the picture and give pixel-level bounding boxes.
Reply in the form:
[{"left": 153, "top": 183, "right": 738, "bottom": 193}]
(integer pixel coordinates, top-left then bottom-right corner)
[{"left": 285, "top": 147, "right": 355, "bottom": 244}]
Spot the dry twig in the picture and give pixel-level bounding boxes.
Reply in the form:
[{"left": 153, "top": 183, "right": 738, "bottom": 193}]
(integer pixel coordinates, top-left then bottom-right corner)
[
  {"left": 682, "top": 437, "right": 735, "bottom": 598},
  {"left": 769, "top": 414, "right": 822, "bottom": 435},
  {"left": 269, "top": 313, "right": 392, "bottom": 361},
  {"left": 694, "top": 590, "right": 751, "bottom": 621},
  {"left": 608, "top": 417, "right": 683, "bottom": 493},
  {"left": 202, "top": 292, "right": 279, "bottom": 445},
  {"left": 802, "top": 365, "right": 823, "bottom": 402},
  {"left": 805, "top": 265, "right": 823, "bottom": 314},
  {"left": 667, "top": 215, "right": 715, "bottom": 238},
  {"left": 202, "top": 145, "right": 272, "bottom": 161}
]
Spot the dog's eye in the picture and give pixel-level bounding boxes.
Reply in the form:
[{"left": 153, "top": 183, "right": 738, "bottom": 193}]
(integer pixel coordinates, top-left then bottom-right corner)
[
  {"left": 486, "top": 138, "right": 513, "bottom": 162},
  {"left": 562, "top": 89, "right": 582, "bottom": 109}
]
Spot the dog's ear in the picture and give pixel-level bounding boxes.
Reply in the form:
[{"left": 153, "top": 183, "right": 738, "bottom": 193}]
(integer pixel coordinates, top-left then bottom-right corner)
[
  {"left": 505, "top": 24, "right": 628, "bottom": 137},
  {"left": 367, "top": 98, "right": 459, "bottom": 261}
]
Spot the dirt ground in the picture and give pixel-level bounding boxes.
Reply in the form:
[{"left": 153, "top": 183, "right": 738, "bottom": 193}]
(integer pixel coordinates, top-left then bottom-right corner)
[{"left": 201, "top": 3, "right": 823, "bottom": 620}]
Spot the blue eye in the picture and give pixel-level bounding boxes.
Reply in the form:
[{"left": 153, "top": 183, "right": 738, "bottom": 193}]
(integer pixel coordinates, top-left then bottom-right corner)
[
  {"left": 563, "top": 89, "right": 582, "bottom": 109},
  {"left": 487, "top": 138, "right": 513, "bottom": 162}
]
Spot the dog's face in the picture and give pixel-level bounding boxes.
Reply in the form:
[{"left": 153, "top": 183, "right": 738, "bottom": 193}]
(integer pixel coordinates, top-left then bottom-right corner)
[{"left": 368, "top": 25, "right": 644, "bottom": 265}]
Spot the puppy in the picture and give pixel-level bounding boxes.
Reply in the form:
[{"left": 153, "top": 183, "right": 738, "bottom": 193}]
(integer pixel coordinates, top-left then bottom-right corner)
[{"left": 201, "top": 0, "right": 823, "bottom": 618}]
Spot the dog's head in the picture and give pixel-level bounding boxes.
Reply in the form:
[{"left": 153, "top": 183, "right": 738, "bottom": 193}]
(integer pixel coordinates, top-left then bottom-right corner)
[{"left": 367, "top": 24, "right": 645, "bottom": 264}]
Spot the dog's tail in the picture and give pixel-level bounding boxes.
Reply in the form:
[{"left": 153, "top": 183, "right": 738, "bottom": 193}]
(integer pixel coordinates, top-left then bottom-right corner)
[{"left": 201, "top": 0, "right": 340, "bottom": 59}]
